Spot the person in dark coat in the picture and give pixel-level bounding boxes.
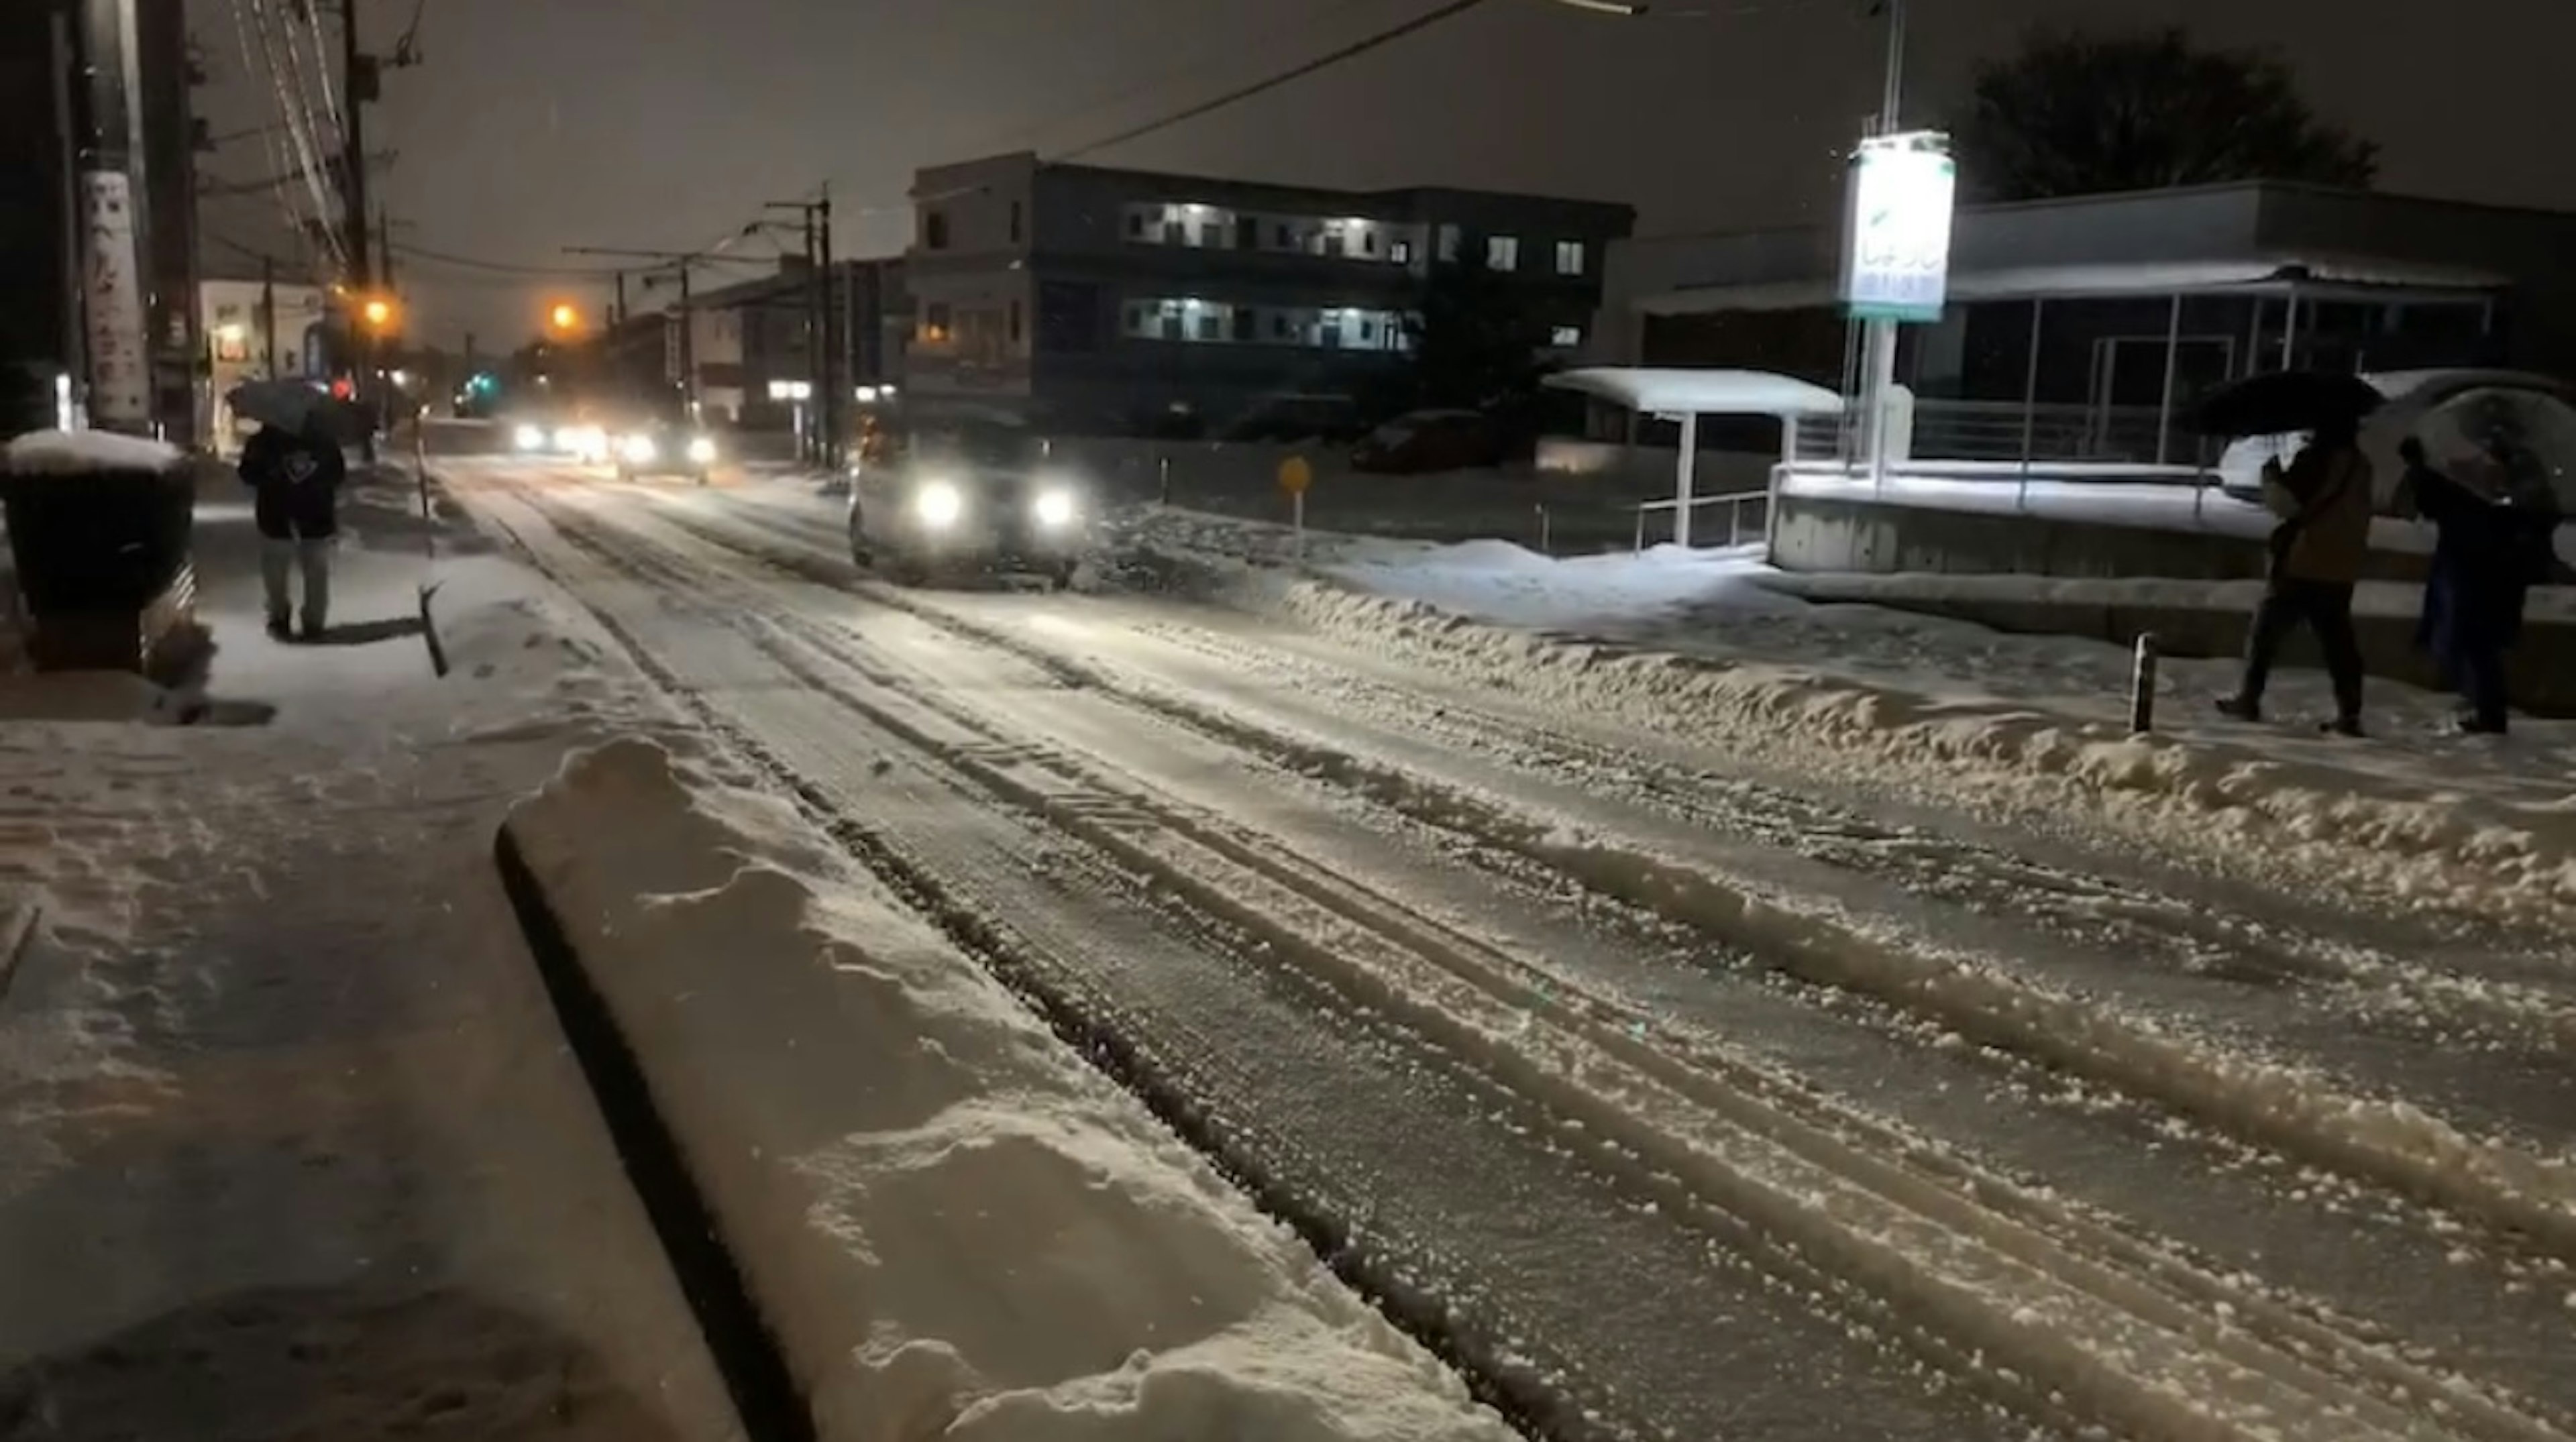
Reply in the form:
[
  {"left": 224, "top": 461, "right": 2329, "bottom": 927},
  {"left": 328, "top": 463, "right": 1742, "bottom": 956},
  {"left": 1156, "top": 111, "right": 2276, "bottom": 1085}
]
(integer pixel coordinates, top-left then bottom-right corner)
[
  {"left": 237, "top": 413, "right": 346, "bottom": 641},
  {"left": 2216, "top": 414, "right": 2375, "bottom": 735},
  {"left": 2396, "top": 436, "right": 2519, "bottom": 733}
]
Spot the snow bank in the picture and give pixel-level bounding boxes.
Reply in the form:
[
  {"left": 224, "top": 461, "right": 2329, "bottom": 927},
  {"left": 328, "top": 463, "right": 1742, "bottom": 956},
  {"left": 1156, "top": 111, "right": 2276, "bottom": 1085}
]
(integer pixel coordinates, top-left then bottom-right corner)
[
  {"left": 1324, "top": 540, "right": 1785, "bottom": 630},
  {"left": 1, "top": 429, "right": 187, "bottom": 478},
  {"left": 1269, "top": 575, "right": 2576, "bottom": 927},
  {"left": 501, "top": 738, "right": 1508, "bottom": 1442}
]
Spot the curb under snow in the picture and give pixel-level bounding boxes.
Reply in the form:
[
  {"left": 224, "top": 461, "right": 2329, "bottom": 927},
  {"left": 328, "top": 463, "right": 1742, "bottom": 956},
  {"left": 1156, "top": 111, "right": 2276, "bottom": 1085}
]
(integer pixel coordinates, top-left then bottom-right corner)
[
  {"left": 496, "top": 736, "right": 1513, "bottom": 1442},
  {"left": 1173, "top": 551, "right": 2576, "bottom": 931}
]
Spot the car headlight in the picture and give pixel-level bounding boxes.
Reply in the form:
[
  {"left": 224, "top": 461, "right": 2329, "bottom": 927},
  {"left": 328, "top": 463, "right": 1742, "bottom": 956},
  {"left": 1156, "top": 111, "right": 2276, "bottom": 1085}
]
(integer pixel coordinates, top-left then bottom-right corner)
[
  {"left": 915, "top": 481, "right": 965, "bottom": 529},
  {"left": 513, "top": 424, "right": 545, "bottom": 451},
  {"left": 1032, "top": 487, "right": 1078, "bottom": 529},
  {"left": 621, "top": 433, "right": 659, "bottom": 465},
  {"left": 686, "top": 435, "right": 717, "bottom": 464}
]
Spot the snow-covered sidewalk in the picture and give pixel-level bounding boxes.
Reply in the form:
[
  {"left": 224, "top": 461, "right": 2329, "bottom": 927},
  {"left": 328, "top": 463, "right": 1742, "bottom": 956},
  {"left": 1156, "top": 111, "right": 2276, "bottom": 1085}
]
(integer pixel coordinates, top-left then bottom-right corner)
[
  {"left": 0, "top": 467, "right": 738, "bottom": 1437},
  {"left": 1120, "top": 507, "right": 2576, "bottom": 929}
]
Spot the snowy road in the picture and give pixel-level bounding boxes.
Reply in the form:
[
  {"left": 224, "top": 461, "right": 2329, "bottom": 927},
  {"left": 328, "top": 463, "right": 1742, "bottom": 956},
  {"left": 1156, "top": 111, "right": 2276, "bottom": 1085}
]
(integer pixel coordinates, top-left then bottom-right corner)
[{"left": 453, "top": 460, "right": 2576, "bottom": 1442}]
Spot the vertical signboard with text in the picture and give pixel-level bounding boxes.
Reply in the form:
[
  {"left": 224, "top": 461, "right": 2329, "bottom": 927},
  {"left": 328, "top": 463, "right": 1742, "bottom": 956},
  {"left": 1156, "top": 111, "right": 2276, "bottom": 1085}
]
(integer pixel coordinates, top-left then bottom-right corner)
[{"left": 1839, "top": 131, "right": 1957, "bottom": 324}]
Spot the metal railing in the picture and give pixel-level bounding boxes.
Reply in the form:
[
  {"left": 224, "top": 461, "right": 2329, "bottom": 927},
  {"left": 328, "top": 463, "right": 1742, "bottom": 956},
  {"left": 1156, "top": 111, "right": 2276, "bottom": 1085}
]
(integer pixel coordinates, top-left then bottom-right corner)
[
  {"left": 1635, "top": 489, "right": 1770, "bottom": 553},
  {"left": 1794, "top": 400, "right": 2185, "bottom": 467}
]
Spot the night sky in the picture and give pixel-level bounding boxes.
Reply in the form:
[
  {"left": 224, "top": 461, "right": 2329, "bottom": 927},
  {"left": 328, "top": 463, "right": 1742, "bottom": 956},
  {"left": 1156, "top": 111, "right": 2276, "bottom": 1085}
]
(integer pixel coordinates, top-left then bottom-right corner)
[{"left": 191, "top": 0, "right": 2575, "bottom": 347}]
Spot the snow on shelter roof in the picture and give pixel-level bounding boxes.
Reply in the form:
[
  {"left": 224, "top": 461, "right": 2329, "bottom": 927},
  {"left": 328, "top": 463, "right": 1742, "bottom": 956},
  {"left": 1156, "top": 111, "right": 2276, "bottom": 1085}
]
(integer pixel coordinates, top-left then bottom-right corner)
[
  {"left": 1545, "top": 368, "right": 1844, "bottom": 418},
  {"left": 3, "top": 429, "right": 188, "bottom": 478}
]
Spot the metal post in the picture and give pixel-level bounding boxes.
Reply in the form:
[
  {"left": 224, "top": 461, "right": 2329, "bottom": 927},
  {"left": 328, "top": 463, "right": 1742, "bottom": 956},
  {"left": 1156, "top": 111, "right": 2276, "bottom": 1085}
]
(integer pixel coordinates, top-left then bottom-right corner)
[
  {"left": 2279, "top": 286, "right": 2299, "bottom": 370},
  {"left": 2153, "top": 292, "right": 2184, "bottom": 466},
  {"left": 613, "top": 271, "right": 627, "bottom": 329},
  {"left": 1674, "top": 410, "right": 1699, "bottom": 549},
  {"left": 69, "top": 0, "right": 152, "bottom": 433},
  {"left": 2017, "top": 297, "right": 2044, "bottom": 512},
  {"left": 2129, "top": 632, "right": 2159, "bottom": 734},
  {"left": 1864, "top": 321, "right": 1897, "bottom": 491}
]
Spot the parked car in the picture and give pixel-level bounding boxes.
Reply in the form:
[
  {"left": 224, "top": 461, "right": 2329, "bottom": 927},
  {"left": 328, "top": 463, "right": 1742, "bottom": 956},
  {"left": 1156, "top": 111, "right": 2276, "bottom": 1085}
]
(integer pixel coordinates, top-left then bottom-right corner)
[
  {"left": 847, "top": 414, "right": 1086, "bottom": 588},
  {"left": 1351, "top": 409, "right": 1507, "bottom": 474}
]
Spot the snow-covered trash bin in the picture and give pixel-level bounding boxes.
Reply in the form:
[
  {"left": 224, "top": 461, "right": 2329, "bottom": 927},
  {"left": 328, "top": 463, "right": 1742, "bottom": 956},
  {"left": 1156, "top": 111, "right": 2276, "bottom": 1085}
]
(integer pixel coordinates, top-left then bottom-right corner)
[{"left": 0, "top": 429, "right": 199, "bottom": 675}]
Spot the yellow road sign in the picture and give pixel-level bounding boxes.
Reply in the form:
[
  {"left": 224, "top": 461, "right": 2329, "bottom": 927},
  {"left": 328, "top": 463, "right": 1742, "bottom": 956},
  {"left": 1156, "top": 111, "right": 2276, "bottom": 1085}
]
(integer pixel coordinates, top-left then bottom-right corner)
[{"left": 1278, "top": 455, "right": 1313, "bottom": 496}]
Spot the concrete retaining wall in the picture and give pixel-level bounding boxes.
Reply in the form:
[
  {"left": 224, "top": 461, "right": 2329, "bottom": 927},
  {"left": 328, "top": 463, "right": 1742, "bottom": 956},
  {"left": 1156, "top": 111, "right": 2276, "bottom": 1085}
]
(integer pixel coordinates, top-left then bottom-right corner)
[{"left": 1770, "top": 490, "right": 2432, "bottom": 584}]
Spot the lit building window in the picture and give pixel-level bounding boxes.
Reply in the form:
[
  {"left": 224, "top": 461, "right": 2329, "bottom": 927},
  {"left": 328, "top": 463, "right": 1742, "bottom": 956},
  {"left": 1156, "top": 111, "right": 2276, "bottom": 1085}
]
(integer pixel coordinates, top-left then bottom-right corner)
[
  {"left": 1555, "top": 240, "right": 1585, "bottom": 276},
  {"left": 1487, "top": 235, "right": 1520, "bottom": 271},
  {"left": 1551, "top": 324, "right": 1582, "bottom": 348},
  {"left": 1391, "top": 239, "right": 1413, "bottom": 265}
]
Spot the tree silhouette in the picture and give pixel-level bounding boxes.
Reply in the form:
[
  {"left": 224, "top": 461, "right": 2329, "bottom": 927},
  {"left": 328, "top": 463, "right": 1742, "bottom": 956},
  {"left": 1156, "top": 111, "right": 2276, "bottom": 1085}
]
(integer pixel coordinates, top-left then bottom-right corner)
[{"left": 1952, "top": 28, "right": 2378, "bottom": 202}]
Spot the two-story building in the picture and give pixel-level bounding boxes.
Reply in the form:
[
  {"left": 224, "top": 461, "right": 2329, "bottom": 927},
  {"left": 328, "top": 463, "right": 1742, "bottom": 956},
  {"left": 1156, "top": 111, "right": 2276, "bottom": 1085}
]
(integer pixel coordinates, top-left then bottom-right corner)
[
  {"left": 200, "top": 272, "right": 329, "bottom": 452},
  {"left": 902, "top": 152, "right": 1634, "bottom": 435}
]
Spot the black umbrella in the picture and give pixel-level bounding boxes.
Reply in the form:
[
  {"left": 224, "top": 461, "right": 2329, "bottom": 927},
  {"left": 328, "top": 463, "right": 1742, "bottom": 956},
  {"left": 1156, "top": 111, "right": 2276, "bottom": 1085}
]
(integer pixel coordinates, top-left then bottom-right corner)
[{"left": 2192, "top": 370, "right": 2384, "bottom": 439}]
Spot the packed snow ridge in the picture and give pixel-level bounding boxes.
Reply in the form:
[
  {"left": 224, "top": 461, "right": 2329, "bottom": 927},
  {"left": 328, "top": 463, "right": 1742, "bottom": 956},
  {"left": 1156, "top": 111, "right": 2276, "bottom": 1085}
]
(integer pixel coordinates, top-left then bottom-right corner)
[{"left": 504, "top": 737, "right": 1512, "bottom": 1442}]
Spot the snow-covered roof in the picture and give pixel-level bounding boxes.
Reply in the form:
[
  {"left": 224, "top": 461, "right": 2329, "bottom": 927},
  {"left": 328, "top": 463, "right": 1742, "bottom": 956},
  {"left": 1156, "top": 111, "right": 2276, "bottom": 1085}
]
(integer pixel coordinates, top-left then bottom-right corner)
[
  {"left": 2, "top": 429, "right": 188, "bottom": 477},
  {"left": 1545, "top": 368, "right": 1844, "bottom": 418},
  {"left": 1640, "top": 257, "right": 2512, "bottom": 316}
]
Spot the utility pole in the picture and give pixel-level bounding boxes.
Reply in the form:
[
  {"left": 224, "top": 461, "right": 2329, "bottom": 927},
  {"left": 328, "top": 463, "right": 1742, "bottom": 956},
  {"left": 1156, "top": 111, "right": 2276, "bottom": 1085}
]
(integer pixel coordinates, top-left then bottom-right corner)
[
  {"left": 261, "top": 253, "right": 278, "bottom": 375},
  {"left": 818, "top": 184, "right": 840, "bottom": 470},
  {"left": 613, "top": 271, "right": 628, "bottom": 328},
  {"left": 378, "top": 205, "right": 394, "bottom": 288},
  {"left": 66, "top": 0, "right": 154, "bottom": 433},
  {"left": 342, "top": 0, "right": 372, "bottom": 289},
  {"left": 1860, "top": 0, "right": 1909, "bottom": 488}
]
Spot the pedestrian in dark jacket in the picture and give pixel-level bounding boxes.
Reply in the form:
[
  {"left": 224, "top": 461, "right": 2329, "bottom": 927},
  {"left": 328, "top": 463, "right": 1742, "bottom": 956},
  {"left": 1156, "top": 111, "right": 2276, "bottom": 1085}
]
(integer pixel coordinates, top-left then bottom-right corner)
[
  {"left": 2396, "top": 436, "right": 2520, "bottom": 734},
  {"left": 238, "top": 414, "right": 345, "bottom": 640},
  {"left": 2216, "top": 414, "right": 2375, "bottom": 735}
]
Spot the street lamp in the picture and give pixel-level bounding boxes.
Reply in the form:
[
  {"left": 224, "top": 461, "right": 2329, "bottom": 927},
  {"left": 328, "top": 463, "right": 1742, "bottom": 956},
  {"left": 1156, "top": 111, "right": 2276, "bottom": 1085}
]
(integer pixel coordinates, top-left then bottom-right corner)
[
  {"left": 549, "top": 301, "right": 581, "bottom": 333},
  {"left": 361, "top": 296, "right": 396, "bottom": 331}
]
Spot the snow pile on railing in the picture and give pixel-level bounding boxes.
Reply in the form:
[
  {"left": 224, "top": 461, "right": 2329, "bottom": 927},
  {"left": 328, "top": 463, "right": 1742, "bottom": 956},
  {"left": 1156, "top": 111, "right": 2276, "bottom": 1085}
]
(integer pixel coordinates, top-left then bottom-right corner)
[
  {"left": 1269, "top": 575, "right": 2576, "bottom": 928},
  {"left": 502, "top": 737, "right": 1511, "bottom": 1442}
]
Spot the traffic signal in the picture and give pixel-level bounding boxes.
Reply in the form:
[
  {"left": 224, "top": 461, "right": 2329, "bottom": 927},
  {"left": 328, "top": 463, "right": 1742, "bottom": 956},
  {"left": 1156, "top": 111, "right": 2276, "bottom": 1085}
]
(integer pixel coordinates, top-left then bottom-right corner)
[{"left": 469, "top": 372, "right": 498, "bottom": 395}]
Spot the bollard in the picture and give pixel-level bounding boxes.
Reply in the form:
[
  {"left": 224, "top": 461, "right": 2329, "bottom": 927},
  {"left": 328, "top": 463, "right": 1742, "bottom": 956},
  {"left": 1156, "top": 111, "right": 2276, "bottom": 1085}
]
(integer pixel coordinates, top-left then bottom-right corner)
[
  {"left": 1157, "top": 454, "right": 1171, "bottom": 507},
  {"left": 2129, "top": 632, "right": 2159, "bottom": 734},
  {"left": 1535, "top": 503, "right": 1552, "bottom": 554}
]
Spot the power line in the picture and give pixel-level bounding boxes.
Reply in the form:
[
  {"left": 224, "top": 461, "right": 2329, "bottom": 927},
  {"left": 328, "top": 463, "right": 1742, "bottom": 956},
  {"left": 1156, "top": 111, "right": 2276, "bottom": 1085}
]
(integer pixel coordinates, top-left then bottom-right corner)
[
  {"left": 1057, "top": 0, "right": 1497, "bottom": 161},
  {"left": 388, "top": 241, "right": 639, "bottom": 278}
]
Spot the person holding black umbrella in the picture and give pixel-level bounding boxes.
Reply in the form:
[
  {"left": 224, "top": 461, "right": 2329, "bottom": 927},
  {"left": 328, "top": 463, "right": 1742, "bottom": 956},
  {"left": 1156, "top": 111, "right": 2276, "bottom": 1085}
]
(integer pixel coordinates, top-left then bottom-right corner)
[
  {"left": 2214, "top": 412, "right": 2375, "bottom": 736},
  {"left": 238, "top": 410, "right": 347, "bottom": 642}
]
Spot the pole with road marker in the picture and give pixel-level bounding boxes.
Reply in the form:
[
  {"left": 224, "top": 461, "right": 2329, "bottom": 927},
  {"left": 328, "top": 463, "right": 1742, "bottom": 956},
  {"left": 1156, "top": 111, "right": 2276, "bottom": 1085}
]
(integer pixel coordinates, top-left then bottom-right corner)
[
  {"left": 1279, "top": 454, "right": 1312, "bottom": 561},
  {"left": 2130, "top": 632, "right": 2159, "bottom": 734}
]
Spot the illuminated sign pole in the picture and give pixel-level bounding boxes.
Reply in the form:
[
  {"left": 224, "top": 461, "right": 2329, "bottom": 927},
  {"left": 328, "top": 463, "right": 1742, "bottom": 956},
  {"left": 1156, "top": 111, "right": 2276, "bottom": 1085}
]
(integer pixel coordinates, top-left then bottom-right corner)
[{"left": 1840, "top": 129, "right": 1957, "bottom": 489}]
